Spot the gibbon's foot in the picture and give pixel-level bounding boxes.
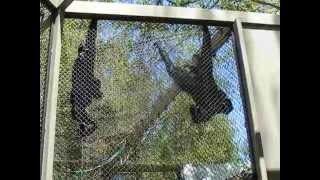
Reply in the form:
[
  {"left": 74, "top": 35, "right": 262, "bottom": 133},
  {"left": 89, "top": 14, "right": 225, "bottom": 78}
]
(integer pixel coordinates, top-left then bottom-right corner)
[
  {"left": 221, "top": 98, "right": 233, "bottom": 115},
  {"left": 79, "top": 122, "right": 97, "bottom": 138},
  {"left": 190, "top": 105, "right": 213, "bottom": 123},
  {"left": 190, "top": 105, "right": 204, "bottom": 123}
]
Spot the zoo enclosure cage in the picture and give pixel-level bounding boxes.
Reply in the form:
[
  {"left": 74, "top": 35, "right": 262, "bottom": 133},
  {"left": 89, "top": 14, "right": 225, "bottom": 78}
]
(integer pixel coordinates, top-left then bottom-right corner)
[{"left": 40, "top": 1, "right": 280, "bottom": 180}]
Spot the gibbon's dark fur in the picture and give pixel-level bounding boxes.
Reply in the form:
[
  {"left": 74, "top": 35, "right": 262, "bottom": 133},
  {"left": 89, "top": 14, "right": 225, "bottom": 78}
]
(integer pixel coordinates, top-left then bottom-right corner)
[
  {"left": 155, "top": 26, "right": 233, "bottom": 123},
  {"left": 70, "top": 19, "right": 103, "bottom": 138}
]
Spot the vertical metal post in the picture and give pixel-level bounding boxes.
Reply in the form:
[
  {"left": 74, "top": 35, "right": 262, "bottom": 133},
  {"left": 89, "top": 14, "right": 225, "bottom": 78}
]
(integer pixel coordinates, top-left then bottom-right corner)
[
  {"left": 41, "top": 8, "right": 62, "bottom": 180},
  {"left": 233, "top": 18, "right": 268, "bottom": 180}
]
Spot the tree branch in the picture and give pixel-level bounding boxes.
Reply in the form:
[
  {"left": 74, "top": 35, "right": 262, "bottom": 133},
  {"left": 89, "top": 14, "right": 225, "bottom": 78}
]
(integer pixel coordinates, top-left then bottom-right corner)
[
  {"left": 112, "top": 27, "right": 232, "bottom": 161},
  {"left": 126, "top": 84, "right": 179, "bottom": 159},
  {"left": 252, "top": 0, "right": 280, "bottom": 10}
]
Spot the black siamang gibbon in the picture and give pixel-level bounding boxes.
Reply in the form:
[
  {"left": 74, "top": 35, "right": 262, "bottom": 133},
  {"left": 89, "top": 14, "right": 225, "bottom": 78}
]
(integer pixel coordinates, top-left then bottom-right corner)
[
  {"left": 70, "top": 19, "right": 103, "bottom": 138},
  {"left": 154, "top": 26, "right": 233, "bottom": 123}
]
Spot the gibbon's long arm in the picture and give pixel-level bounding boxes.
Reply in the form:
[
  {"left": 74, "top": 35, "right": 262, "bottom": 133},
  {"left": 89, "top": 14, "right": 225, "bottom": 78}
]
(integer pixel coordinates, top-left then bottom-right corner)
[
  {"left": 154, "top": 42, "right": 197, "bottom": 92},
  {"left": 210, "top": 27, "right": 232, "bottom": 56},
  {"left": 199, "top": 26, "right": 213, "bottom": 77},
  {"left": 154, "top": 42, "right": 174, "bottom": 74}
]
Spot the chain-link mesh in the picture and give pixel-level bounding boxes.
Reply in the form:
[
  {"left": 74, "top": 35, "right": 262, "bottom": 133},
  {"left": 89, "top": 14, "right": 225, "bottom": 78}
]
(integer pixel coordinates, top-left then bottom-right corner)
[
  {"left": 40, "top": 1, "right": 51, "bottom": 146},
  {"left": 40, "top": 1, "right": 52, "bottom": 25},
  {"left": 53, "top": 18, "right": 255, "bottom": 179}
]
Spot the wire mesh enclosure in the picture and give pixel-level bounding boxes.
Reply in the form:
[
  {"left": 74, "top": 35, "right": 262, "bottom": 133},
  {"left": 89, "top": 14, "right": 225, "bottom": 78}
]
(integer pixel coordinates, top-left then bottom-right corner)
[
  {"left": 40, "top": 1, "right": 51, "bottom": 25},
  {"left": 40, "top": 1, "right": 51, "bottom": 145},
  {"left": 53, "top": 18, "right": 255, "bottom": 179}
]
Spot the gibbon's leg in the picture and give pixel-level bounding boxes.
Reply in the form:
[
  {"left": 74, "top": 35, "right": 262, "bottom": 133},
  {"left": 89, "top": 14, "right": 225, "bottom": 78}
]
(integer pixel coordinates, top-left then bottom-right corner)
[
  {"left": 154, "top": 42, "right": 174, "bottom": 74},
  {"left": 199, "top": 26, "right": 213, "bottom": 77},
  {"left": 192, "top": 26, "right": 234, "bottom": 123}
]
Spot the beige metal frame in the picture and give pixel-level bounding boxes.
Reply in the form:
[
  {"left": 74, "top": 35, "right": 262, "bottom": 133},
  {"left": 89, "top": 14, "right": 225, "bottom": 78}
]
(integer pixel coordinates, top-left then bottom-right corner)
[
  {"left": 233, "top": 18, "right": 270, "bottom": 180},
  {"left": 40, "top": 8, "right": 62, "bottom": 180},
  {"left": 65, "top": 1, "right": 279, "bottom": 27}
]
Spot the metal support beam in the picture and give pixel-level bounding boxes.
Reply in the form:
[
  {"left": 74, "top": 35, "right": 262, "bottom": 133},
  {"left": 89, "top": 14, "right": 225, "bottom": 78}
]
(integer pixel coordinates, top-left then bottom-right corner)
[
  {"left": 45, "top": 0, "right": 60, "bottom": 9},
  {"left": 233, "top": 18, "right": 268, "bottom": 180},
  {"left": 40, "top": 9, "right": 62, "bottom": 180},
  {"left": 47, "top": 0, "right": 74, "bottom": 10},
  {"left": 65, "top": 1, "right": 279, "bottom": 27}
]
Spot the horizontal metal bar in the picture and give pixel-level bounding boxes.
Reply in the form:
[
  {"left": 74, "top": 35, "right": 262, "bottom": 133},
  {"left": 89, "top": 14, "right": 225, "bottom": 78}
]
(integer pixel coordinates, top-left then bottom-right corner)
[
  {"left": 65, "top": 1, "right": 279, "bottom": 27},
  {"left": 101, "top": 164, "right": 180, "bottom": 173},
  {"left": 54, "top": 162, "right": 179, "bottom": 172}
]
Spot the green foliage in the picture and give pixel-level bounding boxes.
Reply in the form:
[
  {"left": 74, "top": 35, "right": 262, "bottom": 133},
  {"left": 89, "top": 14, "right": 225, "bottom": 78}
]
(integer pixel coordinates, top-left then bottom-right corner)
[
  {"left": 88, "top": 40, "right": 156, "bottom": 137},
  {"left": 40, "top": 28, "right": 50, "bottom": 81},
  {"left": 55, "top": 19, "right": 92, "bottom": 162},
  {"left": 219, "top": 0, "right": 279, "bottom": 14},
  {"left": 53, "top": 18, "right": 240, "bottom": 178},
  {"left": 136, "top": 93, "right": 236, "bottom": 165},
  {"left": 46, "top": 1, "right": 277, "bottom": 179}
]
